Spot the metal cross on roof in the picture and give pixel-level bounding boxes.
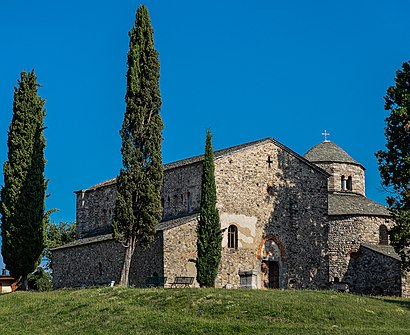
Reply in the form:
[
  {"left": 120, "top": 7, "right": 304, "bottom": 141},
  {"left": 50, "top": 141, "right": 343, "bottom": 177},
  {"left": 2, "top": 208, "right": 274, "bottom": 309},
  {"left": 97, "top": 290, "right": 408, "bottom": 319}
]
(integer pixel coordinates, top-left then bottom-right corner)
[{"left": 322, "top": 130, "right": 330, "bottom": 142}]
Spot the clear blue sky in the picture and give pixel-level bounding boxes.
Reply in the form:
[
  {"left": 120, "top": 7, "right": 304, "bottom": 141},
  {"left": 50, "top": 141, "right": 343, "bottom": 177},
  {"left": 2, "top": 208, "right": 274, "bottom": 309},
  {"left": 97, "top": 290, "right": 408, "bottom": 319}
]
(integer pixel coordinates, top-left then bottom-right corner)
[{"left": 0, "top": 1, "right": 409, "bottom": 269}]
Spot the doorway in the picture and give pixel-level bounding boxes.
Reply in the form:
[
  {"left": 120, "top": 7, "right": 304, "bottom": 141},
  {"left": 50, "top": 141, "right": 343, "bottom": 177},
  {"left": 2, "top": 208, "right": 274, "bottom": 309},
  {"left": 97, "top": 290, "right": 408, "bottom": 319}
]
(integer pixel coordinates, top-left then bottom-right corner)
[{"left": 261, "top": 260, "right": 279, "bottom": 289}]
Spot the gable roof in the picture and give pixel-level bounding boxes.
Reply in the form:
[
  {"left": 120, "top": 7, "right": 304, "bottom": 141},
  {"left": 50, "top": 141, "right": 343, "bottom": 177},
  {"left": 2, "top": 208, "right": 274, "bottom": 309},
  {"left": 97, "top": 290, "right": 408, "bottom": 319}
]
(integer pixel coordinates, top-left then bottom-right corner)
[
  {"left": 304, "top": 141, "right": 364, "bottom": 169},
  {"left": 52, "top": 213, "right": 199, "bottom": 251},
  {"left": 156, "top": 213, "right": 199, "bottom": 231},
  {"left": 77, "top": 137, "right": 329, "bottom": 192},
  {"left": 361, "top": 244, "right": 401, "bottom": 261},
  {"left": 328, "top": 193, "right": 391, "bottom": 217}
]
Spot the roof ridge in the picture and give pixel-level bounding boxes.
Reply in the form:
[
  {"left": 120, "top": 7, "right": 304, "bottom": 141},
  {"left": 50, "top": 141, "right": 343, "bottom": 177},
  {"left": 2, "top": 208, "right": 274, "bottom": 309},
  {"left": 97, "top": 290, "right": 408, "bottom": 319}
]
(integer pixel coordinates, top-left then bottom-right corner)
[{"left": 79, "top": 136, "right": 329, "bottom": 192}]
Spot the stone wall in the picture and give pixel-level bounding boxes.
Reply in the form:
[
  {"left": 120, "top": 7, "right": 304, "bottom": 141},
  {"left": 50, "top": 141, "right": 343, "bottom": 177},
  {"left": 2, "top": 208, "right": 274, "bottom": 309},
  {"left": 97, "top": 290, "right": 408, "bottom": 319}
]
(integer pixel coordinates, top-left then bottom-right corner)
[
  {"left": 76, "top": 163, "right": 203, "bottom": 239},
  {"left": 76, "top": 185, "right": 116, "bottom": 239},
  {"left": 52, "top": 236, "right": 123, "bottom": 288},
  {"left": 349, "top": 245, "right": 402, "bottom": 296},
  {"left": 402, "top": 270, "right": 410, "bottom": 298},
  {"left": 314, "top": 162, "right": 365, "bottom": 196},
  {"left": 161, "top": 163, "right": 202, "bottom": 220},
  {"left": 328, "top": 215, "right": 393, "bottom": 282},
  {"left": 64, "top": 138, "right": 401, "bottom": 295},
  {"left": 52, "top": 233, "right": 164, "bottom": 288},
  {"left": 213, "top": 141, "right": 329, "bottom": 289},
  {"left": 162, "top": 219, "right": 199, "bottom": 287}
]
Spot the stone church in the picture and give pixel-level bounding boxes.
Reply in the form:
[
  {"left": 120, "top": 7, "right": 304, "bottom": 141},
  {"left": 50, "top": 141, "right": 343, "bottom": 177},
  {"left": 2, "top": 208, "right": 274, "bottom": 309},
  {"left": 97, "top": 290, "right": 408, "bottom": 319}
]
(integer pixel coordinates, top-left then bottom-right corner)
[{"left": 52, "top": 136, "right": 409, "bottom": 297}]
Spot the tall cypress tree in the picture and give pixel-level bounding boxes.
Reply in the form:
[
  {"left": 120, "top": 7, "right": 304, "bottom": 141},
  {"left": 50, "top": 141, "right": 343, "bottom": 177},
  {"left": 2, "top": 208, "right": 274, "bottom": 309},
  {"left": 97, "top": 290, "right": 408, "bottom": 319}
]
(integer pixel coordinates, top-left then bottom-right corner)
[
  {"left": 376, "top": 61, "right": 410, "bottom": 269},
  {"left": 1, "top": 70, "right": 47, "bottom": 290},
  {"left": 112, "top": 5, "right": 163, "bottom": 287},
  {"left": 196, "top": 130, "right": 222, "bottom": 287}
]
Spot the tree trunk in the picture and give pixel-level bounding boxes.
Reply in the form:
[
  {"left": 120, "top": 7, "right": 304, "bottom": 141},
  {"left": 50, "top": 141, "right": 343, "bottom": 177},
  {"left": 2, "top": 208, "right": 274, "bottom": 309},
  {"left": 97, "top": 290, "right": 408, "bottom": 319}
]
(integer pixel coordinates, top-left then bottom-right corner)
[
  {"left": 20, "top": 275, "right": 28, "bottom": 291},
  {"left": 119, "top": 236, "right": 137, "bottom": 287}
]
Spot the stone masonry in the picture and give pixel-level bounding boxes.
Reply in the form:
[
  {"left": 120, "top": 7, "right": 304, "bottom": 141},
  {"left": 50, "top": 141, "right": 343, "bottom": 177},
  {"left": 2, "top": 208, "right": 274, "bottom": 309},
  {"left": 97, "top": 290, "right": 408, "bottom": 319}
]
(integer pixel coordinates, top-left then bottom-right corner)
[{"left": 52, "top": 137, "right": 407, "bottom": 297}]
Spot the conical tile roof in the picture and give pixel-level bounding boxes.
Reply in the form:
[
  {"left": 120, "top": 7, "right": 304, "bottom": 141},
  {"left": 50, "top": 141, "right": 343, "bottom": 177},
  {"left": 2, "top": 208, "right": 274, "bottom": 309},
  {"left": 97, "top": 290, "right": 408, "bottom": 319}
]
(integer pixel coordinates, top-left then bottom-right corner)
[{"left": 304, "top": 141, "right": 360, "bottom": 165}]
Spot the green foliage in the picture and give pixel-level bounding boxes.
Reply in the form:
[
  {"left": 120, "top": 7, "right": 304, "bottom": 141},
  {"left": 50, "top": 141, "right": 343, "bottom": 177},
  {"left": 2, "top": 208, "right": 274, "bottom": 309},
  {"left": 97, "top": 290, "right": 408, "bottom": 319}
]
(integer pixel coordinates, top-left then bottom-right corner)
[
  {"left": 0, "top": 289, "right": 409, "bottom": 334},
  {"left": 44, "top": 221, "right": 77, "bottom": 268},
  {"left": 196, "top": 130, "right": 222, "bottom": 287},
  {"left": 28, "top": 267, "right": 52, "bottom": 291},
  {"left": 112, "top": 5, "right": 163, "bottom": 285},
  {"left": 0, "top": 70, "right": 48, "bottom": 287},
  {"left": 389, "top": 210, "right": 410, "bottom": 267},
  {"left": 376, "top": 61, "right": 410, "bottom": 269}
]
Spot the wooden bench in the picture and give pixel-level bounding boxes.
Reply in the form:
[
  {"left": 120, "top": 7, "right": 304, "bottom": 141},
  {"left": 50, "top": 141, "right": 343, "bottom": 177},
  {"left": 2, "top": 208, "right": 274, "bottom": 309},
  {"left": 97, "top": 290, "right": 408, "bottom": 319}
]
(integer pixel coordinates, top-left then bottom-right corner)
[
  {"left": 94, "top": 281, "right": 115, "bottom": 287},
  {"left": 170, "top": 276, "right": 194, "bottom": 288},
  {"left": 144, "top": 276, "right": 167, "bottom": 288}
]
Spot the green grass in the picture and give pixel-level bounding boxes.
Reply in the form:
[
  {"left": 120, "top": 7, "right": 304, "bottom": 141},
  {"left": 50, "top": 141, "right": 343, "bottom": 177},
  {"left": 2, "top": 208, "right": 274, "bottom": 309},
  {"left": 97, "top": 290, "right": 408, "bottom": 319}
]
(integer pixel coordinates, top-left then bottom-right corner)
[{"left": 0, "top": 288, "right": 409, "bottom": 334}]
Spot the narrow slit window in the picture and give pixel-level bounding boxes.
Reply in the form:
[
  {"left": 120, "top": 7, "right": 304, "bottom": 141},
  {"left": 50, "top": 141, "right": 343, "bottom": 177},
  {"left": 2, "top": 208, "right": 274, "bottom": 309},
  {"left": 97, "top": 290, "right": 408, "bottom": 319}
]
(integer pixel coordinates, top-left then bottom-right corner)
[
  {"left": 379, "top": 225, "right": 389, "bottom": 245},
  {"left": 347, "top": 176, "right": 352, "bottom": 191},
  {"left": 228, "top": 225, "right": 238, "bottom": 249},
  {"left": 341, "top": 175, "right": 346, "bottom": 191}
]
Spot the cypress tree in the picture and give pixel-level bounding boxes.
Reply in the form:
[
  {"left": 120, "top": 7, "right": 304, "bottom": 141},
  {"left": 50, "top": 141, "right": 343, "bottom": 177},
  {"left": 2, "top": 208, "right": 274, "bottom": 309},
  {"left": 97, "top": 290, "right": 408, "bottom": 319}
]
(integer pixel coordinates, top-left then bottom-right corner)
[
  {"left": 376, "top": 61, "right": 410, "bottom": 269},
  {"left": 112, "top": 5, "right": 163, "bottom": 287},
  {"left": 196, "top": 130, "right": 222, "bottom": 287},
  {"left": 0, "top": 70, "right": 47, "bottom": 290}
]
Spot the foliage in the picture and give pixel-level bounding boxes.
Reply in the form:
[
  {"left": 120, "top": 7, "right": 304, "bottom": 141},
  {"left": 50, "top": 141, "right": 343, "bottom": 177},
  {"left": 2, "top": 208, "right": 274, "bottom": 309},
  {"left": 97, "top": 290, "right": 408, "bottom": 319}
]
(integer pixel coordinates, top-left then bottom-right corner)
[
  {"left": 44, "top": 221, "right": 77, "bottom": 268},
  {"left": 0, "top": 70, "right": 48, "bottom": 289},
  {"left": 27, "top": 267, "right": 52, "bottom": 291},
  {"left": 196, "top": 130, "right": 222, "bottom": 287},
  {"left": 0, "top": 288, "right": 409, "bottom": 334},
  {"left": 376, "top": 61, "right": 410, "bottom": 268},
  {"left": 112, "top": 5, "right": 163, "bottom": 286}
]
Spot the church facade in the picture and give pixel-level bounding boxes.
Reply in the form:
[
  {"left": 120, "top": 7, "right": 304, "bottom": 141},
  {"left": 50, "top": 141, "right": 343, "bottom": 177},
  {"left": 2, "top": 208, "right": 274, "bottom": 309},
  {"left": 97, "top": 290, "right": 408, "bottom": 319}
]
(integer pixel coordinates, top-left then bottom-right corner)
[{"left": 52, "top": 137, "right": 409, "bottom": 297}]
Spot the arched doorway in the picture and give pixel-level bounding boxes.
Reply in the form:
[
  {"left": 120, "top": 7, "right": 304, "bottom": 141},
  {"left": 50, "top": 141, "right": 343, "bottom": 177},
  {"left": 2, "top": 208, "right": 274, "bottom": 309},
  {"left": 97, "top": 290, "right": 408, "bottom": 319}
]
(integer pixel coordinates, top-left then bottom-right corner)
[{"left": 258, "top": 236, "right": 285, "bottom": 289}]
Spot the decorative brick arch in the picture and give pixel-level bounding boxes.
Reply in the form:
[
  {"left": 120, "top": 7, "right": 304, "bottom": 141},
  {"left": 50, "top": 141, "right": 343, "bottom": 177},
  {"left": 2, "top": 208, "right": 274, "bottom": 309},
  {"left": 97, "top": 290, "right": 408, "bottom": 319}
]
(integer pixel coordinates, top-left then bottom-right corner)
[{"left": 257, "top": 234, "right": 286, "bottom": 261}]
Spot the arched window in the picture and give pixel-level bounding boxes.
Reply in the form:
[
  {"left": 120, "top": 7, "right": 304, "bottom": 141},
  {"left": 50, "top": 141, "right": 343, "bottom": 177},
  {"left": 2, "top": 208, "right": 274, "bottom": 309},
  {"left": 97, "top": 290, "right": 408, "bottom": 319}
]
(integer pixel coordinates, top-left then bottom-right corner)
[
  {"left": 346, "top": 176, "right": 352, "bottom": 191},
  {"left": 379, "top": 225, "right": 389, "bottom": 245},
  {"left": 228, "top": 225, "right": 238, "bottom": 249},
  {"left": 341, "top": 175, "right": 347, "bottom": 191}
]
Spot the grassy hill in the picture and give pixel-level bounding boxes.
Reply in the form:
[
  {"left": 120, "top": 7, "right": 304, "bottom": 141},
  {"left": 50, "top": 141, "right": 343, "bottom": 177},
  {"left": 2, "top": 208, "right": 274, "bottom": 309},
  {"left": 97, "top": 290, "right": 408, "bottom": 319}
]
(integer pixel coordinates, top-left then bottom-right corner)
[{"left": 0, "top": 288, "right": 409, "bottom": 334}]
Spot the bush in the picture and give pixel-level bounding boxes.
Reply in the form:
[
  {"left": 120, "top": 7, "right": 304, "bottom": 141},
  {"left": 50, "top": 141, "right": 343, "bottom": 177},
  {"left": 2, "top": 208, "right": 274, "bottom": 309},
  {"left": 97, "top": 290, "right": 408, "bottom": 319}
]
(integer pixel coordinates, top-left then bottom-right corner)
[{"left": 28, "top": 267, "right": 52, "bottom": 291}]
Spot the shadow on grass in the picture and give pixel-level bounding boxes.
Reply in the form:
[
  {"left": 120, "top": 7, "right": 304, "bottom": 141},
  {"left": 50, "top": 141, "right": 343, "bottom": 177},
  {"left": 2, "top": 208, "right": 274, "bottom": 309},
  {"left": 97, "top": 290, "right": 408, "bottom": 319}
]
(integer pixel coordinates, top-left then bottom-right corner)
[{"left": 369, "top": 296, "right": 410, "bottom": 311}]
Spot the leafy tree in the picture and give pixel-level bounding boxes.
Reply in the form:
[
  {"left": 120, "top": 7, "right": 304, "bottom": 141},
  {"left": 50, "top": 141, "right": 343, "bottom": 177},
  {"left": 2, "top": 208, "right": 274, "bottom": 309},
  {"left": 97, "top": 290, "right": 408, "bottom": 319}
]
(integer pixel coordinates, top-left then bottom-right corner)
[
  {"left": 376, "top": 61, "right": 410, "bottom": 269},
  {"left": 112, "top": 5, "right": 163, "bottom": 287},
  {"left": 44, "top": 221, "right": 77, "bottom": 268},
  {"left": 0, "top": 70, "right": 48, "bottom": 290},
  {"left": 196, "top": 130, "right": 222, "bottom": 287},
  {"left": 28, "top": 267, "right": 52, "bottom": 291}
]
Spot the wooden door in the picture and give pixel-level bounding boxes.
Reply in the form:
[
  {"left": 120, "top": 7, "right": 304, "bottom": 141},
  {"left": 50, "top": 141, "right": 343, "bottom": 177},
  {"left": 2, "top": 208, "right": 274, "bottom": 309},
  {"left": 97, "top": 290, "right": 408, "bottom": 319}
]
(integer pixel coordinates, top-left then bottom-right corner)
[{"left": 268, "top": 261, "right": 279, "bottom": 289}]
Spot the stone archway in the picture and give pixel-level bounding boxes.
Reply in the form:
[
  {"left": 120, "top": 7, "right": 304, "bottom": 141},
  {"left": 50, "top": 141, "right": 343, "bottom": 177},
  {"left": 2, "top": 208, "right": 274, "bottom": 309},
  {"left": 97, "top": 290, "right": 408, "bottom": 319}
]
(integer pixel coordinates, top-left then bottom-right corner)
[{"left": 257, "top": 235, "right": 286, "bottom": 289}]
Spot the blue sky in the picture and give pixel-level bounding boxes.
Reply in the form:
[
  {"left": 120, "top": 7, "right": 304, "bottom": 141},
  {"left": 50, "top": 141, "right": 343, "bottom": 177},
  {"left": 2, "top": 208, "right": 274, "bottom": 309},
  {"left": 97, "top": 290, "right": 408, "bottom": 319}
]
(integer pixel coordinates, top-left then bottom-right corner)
[{"left": 0, "top": 1, "right": 409, "bottom": 270}]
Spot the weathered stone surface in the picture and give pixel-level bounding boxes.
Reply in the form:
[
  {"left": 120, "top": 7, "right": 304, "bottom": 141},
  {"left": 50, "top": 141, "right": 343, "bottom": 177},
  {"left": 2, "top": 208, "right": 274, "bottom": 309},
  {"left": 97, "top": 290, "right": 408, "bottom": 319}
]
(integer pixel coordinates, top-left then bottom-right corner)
[
  {"left": 213, "top": 141, "right": 329, "bottom": 289},
  {"left": 313, "top": 162, "right": 365, "bottom": 196},
  {"left": 348, "top": 245, "right": 402, "bottom": 296},
  {"left": 53, "top": 137, "right": 405, "bottom": 297},
  {"left": 52, "top": 233, "right": 164, "bottom": 288},
  {"left": 328, "top": 215, "right": 393, "bottom": 282}
]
